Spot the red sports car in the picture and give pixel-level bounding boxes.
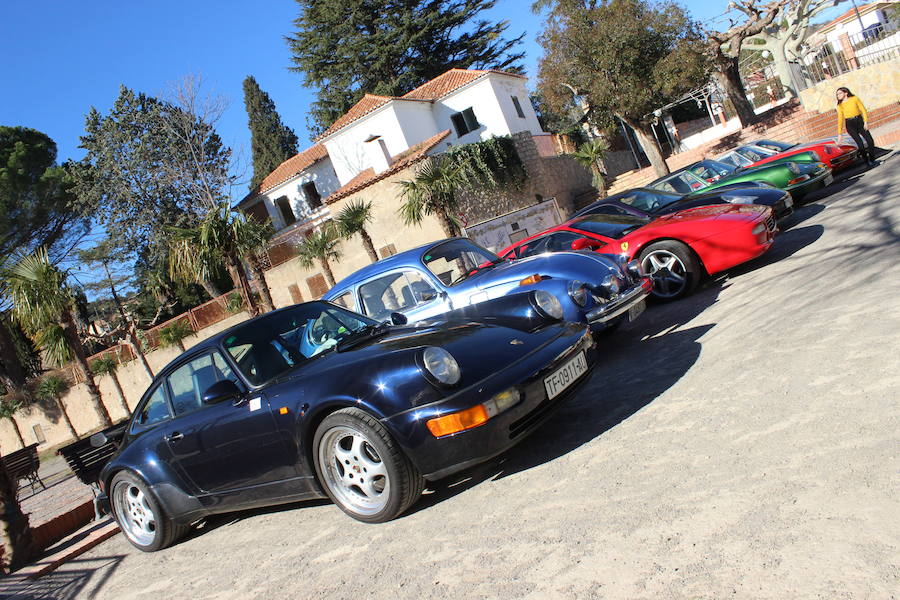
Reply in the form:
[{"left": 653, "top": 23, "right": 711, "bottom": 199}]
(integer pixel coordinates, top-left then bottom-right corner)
[
  {"left": 499, "top": 204, "right": 777, "bottom": 300},
  {"left": 718, "top": 138, "right": 859, "bottom": 172}
]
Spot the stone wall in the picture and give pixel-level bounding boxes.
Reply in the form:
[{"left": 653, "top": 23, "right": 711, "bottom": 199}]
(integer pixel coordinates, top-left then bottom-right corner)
[{"left": 799, "top": 56, "right": 900, "bottom": 114}]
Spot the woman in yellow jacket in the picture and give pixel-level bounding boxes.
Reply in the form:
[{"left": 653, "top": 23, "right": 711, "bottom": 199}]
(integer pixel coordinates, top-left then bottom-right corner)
[{"left": 836, "top": 87, "right": 877, "bottom": 168}]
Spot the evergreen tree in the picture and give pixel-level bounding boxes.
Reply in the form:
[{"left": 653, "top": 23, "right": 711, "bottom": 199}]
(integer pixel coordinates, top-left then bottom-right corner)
[
  {"left": 286, "top": 0, "right": 525, "bottom": 134},
  {"left": 243, "top": 75, "right": 299, "bottom": 191}
]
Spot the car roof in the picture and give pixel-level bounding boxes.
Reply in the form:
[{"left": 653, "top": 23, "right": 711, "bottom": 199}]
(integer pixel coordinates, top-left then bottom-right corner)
[{"left": 328, "top": 238, "right": 465, "bottom": 293}]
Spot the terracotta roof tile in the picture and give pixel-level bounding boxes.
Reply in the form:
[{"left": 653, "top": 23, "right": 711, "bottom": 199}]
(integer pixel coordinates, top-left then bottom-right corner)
[
  {"left": 245, "top": 144, "right": 329, "bottom": 200},
  {"left": 324, "top": 130, "right": 450, "bottom": 204},
  {"left": 317, "top": 94, "right": 393, "bottom": 139}
]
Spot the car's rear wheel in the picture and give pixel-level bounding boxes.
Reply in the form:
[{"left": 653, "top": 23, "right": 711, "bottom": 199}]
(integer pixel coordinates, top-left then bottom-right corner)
[
  {"left": 639, "top": 241, "right": 700, "bottom": 301},
  {"left": 314, "top": 408, "right": 424, "bottom": 523},
  {"left": 110, "top": 471, "right": 187, "bottom": 552}
]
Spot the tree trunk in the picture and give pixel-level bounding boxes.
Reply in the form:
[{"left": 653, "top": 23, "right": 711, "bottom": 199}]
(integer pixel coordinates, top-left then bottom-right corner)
[
  {"left": 0, "top": 320, "right": 27, "bottom": 392},
  {"left": 318, "top": 258, "right": 336, "bottom": 289},
  {"left": 126, "top": 329, "right": 154, "bottom": 381},
  {"left": 623, "top": 117, "right": 670, "bottom": 178},
  {"left": 712, "top": 58, "right": 758, "bottom": 127},
  {"left": 591, "top": 164, "right": 608, "bottom": 199},
  {"left": 437, "top": 209, "right": 460, "bottom": 238},
  {"left": 226, "top": 258, "right": 258, "bottom": 317},
  {"left": 359, "top": 229, "right": 379, "bottom": 262},
  {"left": 56, "top": 396, "right": 78, "bottom": 439},
  {"left": 109, "top": 371, "right": 130, "bottom": 415},
  {"left": 0, "top": 456, "right": 35, "bottom": 574},
  {"left": 6, "top": 418, "right": 25, "bottom": 448},
  {"left": 60, "top": 311, "right": 112, "bottom": 428},
  {"left": 246, "top": 255, "right": 275, "bottom": 313}
]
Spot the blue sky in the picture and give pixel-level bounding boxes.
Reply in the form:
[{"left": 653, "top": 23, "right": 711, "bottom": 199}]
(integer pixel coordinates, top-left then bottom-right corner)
[{"left": 2, "top": 0, "right": 843, "bottom": 195}]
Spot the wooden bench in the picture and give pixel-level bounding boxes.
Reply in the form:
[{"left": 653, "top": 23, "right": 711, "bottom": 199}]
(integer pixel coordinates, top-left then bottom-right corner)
[
  {"left": 57, "top": 424, "right": 125, "bottom": 520},
  {"left": 1, "top": 443, "right": 46, "bottom": 494}
]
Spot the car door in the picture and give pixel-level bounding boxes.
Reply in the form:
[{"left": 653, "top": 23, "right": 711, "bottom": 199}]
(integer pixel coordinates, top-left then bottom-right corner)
[{"left": 162, "top": 350, "right": 296, "bottom": 495}]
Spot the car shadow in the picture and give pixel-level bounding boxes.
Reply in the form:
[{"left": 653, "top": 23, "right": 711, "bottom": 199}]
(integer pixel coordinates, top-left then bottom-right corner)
[
  {"left": 407, "top": 285, "right": 723, "bottom": 515},
  {"left": 184, "top": 498, "right": 333, "bottom": 541},
  {"left": 723, "top": 224, "right": 825, "bottom": 280}
]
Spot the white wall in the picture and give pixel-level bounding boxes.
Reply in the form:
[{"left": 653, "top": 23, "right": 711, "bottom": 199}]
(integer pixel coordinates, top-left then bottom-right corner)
[
  {"left": 324, "top": 105, "right": 409, "bottom": 185},
  {"left": 827, "top": 9, "right": 890, "bottom": 52},
  {"left": 393, "top": 101, "right": 440, "bottom": 149},
  {"left": 257, "top": 158, "right": 340, "bottom": 230}
]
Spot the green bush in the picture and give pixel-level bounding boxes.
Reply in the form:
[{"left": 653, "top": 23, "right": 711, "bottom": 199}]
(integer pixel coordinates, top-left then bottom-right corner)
[{"left": 36, "top": 374, "right": 69, "bottom": 400}]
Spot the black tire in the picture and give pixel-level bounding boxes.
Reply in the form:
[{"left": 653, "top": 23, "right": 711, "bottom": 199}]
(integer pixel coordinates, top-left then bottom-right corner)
[
  {"left": 109, "top": 471, "right": 188, "bottom": 552},
  {"left": 638, "top": 240, "right": 701, "bottom": 301},
  {"left": 313, "top": 408, "right": 423, "bottom": 523}
]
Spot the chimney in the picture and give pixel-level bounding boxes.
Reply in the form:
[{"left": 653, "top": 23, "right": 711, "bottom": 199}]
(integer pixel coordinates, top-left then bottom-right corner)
[{"left": 364, "top": 134, "right": 393, "bottom": 174}]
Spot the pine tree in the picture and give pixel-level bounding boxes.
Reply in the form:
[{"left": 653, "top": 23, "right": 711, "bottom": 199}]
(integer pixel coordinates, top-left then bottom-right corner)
[
  {"left": 286, "top": 0, "right": 525, "bottom": 135},
  {"left": 243, "top": 76, "right": 299, "bottom": 191}
]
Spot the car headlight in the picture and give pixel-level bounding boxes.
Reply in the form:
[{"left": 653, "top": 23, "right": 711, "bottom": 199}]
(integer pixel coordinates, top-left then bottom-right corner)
[
  {"left": 721, "top": 194, "right": 757, "bottom": 204},
  {"left": 422, "top": 346, "right": 461, "bottom": 386},
  {"left": 786, "top": 162, "right": 800, "bottom": 175},
  {"left": 533, "top": 289, "right": 564, "bottom": 320},
  {"left": 568, "top": 280, "right": 588, "bottom": 307}
]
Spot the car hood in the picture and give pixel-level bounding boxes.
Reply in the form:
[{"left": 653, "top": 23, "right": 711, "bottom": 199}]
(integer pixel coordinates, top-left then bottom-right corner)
[{"left": 451, "top": 251, "right": 624, "bottom": 293}]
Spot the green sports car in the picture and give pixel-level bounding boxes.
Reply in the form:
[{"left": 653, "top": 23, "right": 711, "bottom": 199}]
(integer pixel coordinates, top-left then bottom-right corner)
[{"left": 647, "top": 158, "right": 832, "bottom": 202}]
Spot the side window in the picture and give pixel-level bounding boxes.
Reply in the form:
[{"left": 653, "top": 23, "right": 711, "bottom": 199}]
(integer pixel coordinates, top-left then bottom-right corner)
[
  {"left": 331, "top": 291, "right": 356, "bottom": 311},
  {"left": 136, "top": 385, "right": 171, "bottom": 427},
  {"left": 545, "top": 232, "right": 582, "bottom": 252},
  {"left": 167, "top": 352, "right": 240, "bottom": 417},
  {"left": 358, "top": 271, "right": 437, "bottom": 321},
  {"left": 588, "top": 204, "right": 631, "bottom": 216},
  {"left": 518, "top": 236, "right": 551, "bottom": 258},
  {"left": 511, "top": 96, "right": 526, "bottom": 118}
]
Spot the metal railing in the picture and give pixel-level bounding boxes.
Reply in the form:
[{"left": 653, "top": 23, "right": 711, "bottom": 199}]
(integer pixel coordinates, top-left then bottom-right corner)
[{"left": 802, "top": 25, "right": 900, "bottom": 85}]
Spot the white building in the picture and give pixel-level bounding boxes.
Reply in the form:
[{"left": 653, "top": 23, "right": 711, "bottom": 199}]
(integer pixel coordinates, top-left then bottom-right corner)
[
  {"left": 239, "top": 68, "right": 545, "bottom": 234},
  {"left": 814, "top": 1, "right": 898, "bottom": 53}
]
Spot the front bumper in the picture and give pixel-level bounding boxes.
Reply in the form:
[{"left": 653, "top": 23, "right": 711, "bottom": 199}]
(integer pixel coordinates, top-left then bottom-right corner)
[
  {"left": 584, "top": 277, "right": 653, "bottom": 325},
  {"left": 385, "top": 324, "right": 596, "bottom": 480}
]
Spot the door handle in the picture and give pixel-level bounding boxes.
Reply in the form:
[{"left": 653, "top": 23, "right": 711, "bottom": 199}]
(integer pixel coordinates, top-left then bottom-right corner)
[{"left": 164, "top": 432, "right": 184, "bottom": 443}]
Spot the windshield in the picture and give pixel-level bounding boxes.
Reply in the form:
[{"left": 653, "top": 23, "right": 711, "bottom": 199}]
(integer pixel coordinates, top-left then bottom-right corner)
[
  {"left": 737, "top": 145, "right": 776, "bottom": 161},
  {"left": 754, "top": 139, "right": 795, "bottom": 152},
  {"left": 650, "top": 170, "right": 708, "bottom": 194},
  {"left": 221, "top": 303, "right": 376, "bottom": 385},
  {"left": 689, "top": 160, "right": 736, "bottom": 180},
  {"left": 718, "top": 151, "right": 753, "bottom": 168},
  {"left": 616, "top": 189, "right": 682, "bottom": 212},
  {"left": 568, "top": 214, "right": 647, "bottom": 240},
  {"left": 422, "top": 239, "right": 501, "bottom": 286}
]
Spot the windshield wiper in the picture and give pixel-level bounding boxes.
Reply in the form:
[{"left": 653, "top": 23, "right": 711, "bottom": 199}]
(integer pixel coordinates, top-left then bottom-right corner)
[{"left": 336, "top": 322, "right": 392, "bottom": 352}]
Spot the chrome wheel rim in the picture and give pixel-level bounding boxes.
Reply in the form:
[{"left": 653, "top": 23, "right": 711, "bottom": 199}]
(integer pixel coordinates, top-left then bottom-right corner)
[
  {"left": 317, "top": 425, "right": 389, "bottom": 516},
  {"left": 642, "top": 250, "right": 688, "bottom": 298},
  {"left": 113, "top": 480, "right": 157, "bottom": 547}
]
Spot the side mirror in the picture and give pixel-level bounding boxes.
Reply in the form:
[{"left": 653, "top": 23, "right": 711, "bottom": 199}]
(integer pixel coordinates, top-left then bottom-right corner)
[
  {"left": 202, "top": 380, "right": 243, "bottom": 405},
  {"left": 89, "top": 432, "right": 108, "bottom": 448},
  {"left": 390, "top": 312, "right": 408, "bottom": 325}
]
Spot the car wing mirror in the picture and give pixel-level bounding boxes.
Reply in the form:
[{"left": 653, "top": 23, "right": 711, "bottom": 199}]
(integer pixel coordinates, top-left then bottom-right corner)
[
  {"left": 202, "top": 380, "right": 243, "bottom": 405},
  {"left": 571, "top": 238, "right": 599, "bottom": 251},
  {"left": 89, "top": 432, "right": 108, "bottom": 448},
  {"left": 390, "top": 312, "right": 408, "bottom": 325}
]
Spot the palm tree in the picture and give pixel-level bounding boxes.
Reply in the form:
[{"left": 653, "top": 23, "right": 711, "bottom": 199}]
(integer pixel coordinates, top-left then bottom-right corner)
[
  {"left": 571, "top": 138, "right": 610, "bottom": 199},
  {"left": 158, "top": 319, "right": 193, "bottom": 352},
  {"left": 4, "top": 249, "right": 112, "bottom": 428},
  {"left": 0, "top": 397, "right": 25, "bottom": 448},
  {"left": 335, "top": 199, "right": 378, "bottom": 263},
  {"left": 297, "top": 225, "right": 342, "bottom": 289},
  {"left": 35, "top": 374, "right": 76, "bottom": 439},
  {"left": 91, "top": 356, "right": 130, "bottom": 416},
  {"left": 398, "top": 155, "right": 463, "bottom": 238},
  {"left": 168, "top": 202, "right": 275, "bottom": 316}
]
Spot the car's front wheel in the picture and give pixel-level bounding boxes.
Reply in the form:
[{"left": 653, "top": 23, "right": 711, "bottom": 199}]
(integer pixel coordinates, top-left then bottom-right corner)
[
  {"left": 314, "top": 408, "right": 424, "bottom": 523},
  {"left": 639, "top": 241, "right": 701, "bottom": 301},
  {"left": 110, "top": 471, "right": 187, "bottom": 552}
]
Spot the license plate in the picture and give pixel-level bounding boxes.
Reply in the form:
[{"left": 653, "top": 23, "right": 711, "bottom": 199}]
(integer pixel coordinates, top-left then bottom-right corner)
[
  {"left": 627, "top": 300, "right": 645, "bottom": 322},
  {"left": 544, "top": 351, "right": 588, "bottom": 400},
  {"left": 824, "top": 174, "right": 834, "bottom": 185}
]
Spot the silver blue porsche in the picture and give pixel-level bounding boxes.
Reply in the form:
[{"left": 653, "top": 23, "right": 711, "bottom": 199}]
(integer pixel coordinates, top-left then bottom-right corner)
[{"left": 324, "top": 237, "right": 652, "bottom": 333}]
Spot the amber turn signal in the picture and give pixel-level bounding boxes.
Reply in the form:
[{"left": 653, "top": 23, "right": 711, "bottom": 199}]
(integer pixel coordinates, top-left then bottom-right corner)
[
  {"left": 519, "top": 274, "right": 544, "bottom": 286},
  {"left": 426, "top": 405, "right": 489, "bottom": 437}
]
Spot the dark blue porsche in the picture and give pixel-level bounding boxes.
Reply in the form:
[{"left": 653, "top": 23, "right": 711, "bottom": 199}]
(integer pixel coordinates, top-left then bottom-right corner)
[{"left": 95, "top": 294, "right": 596, "bottom": 551}]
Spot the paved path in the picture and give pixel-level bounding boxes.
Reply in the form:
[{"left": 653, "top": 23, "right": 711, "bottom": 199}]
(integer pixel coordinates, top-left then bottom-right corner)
[{"left": 3, "top": 154, "right": 898, "bottom": 599}]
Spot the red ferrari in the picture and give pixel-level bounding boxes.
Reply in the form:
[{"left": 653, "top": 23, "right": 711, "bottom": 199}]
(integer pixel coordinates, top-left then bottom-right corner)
[
  {"left": 718, "top": 138, "right": 859, "bottom": 172},
  {"left": 499, "top": 204, "right": 777, "bottom": 300}
]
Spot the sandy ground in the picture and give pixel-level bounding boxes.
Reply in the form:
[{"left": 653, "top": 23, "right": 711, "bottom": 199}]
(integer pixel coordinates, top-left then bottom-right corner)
[{"left": 4, "top": 153, "right": 898, "bottom": 600}]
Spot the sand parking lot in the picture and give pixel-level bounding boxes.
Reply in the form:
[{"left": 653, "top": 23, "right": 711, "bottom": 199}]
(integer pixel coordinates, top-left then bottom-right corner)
[{"left": 5, "top": 153, "right": 898, "bottom": 600}]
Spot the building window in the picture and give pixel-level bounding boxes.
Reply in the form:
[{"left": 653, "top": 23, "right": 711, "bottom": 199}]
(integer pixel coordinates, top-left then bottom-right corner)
[
  {"left": 245, "top": 202, "right": 270, "bottom": 223},
  {"left": 303, "top": 182, "right": 322, "bottom": 209},
  {"left": 275, "top": 196, "right": 296, "bottom": 226},
  {"left": 451, "top": 107, "right": 479, "bottom": 137},
  {"left": 288, "top": 283, "right": 304, "bottom": 304},
  {"left": 511, "top": 96, "right": 526, "bottom": 118},
  {"left": 306, "top": 274, "right": 329, "bottom": 299}
]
